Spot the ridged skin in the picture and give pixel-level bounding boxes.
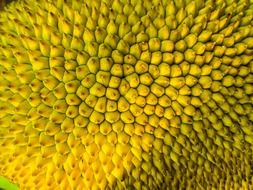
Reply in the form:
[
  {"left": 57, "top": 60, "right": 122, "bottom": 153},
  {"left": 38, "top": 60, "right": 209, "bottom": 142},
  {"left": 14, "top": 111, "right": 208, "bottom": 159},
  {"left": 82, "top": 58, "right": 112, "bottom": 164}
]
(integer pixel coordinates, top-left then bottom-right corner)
[
  {"left": 0, "top": 0, "right": 14, "bottom": 10},
  {"left": 0, "top": 0, "right": 253, "bottom": 189}
]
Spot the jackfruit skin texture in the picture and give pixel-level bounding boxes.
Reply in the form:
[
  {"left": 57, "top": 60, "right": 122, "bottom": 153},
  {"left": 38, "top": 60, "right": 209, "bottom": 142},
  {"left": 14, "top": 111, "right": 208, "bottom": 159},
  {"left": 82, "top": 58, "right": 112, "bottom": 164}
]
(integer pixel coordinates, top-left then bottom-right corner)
[
  {"left": 0, "top": 0, "right": 253, "bottom": 189},
  {"left": 0, "top": 0, "right": 15, "bottom": 10}
]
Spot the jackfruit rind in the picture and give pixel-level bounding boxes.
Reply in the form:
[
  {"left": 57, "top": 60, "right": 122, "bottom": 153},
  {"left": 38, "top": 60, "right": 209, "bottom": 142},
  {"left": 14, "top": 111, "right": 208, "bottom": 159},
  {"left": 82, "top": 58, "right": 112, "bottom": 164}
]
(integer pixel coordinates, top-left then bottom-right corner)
[{"left": 0, "top": 0, "right": 252, "bottom": 190}]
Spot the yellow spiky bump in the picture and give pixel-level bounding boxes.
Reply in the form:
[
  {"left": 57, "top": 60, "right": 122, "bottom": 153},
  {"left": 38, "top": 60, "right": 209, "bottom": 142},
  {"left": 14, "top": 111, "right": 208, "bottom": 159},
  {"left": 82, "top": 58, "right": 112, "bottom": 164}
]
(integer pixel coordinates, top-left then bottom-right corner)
[{"left": 0, "top": 0, "right": 253, "bottom": 189}]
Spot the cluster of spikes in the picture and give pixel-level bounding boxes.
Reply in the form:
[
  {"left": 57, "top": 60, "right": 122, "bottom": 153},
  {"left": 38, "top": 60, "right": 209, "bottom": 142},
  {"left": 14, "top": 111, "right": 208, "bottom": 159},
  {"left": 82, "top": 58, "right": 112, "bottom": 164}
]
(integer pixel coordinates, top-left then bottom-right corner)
[{"left": 0, "top": 0, "right": 253, "bottom": 189}]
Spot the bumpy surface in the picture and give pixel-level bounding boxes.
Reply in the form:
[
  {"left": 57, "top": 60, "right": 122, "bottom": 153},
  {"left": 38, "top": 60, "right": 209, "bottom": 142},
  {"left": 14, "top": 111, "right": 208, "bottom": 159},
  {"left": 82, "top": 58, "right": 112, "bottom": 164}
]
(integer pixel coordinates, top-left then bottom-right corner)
[
  {"left": 0, "top": 0, "right": 15, "bottom": 10},
  {"left": 0, "top": 0, "right": 253, "bottom": 189}
]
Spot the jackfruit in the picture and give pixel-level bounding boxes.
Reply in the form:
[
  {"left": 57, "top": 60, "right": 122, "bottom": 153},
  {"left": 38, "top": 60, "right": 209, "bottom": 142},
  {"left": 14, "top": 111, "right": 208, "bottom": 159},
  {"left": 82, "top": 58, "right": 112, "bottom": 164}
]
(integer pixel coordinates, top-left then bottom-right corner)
[{"left": 0, "top": 0, "right": 253, "bottom": 190}]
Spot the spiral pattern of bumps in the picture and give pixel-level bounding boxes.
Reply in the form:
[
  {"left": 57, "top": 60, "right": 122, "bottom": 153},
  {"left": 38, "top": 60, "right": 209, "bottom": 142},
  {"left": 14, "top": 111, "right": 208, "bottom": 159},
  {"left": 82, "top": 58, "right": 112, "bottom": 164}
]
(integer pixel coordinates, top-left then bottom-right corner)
[{"left": 0, "top": 0, "right": 253, "bottom": 189}]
